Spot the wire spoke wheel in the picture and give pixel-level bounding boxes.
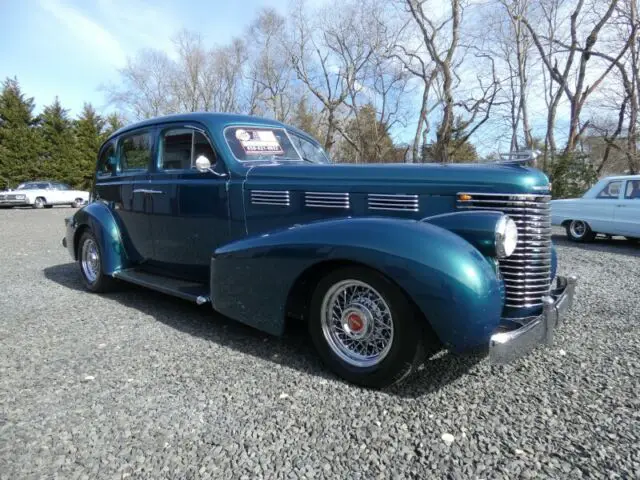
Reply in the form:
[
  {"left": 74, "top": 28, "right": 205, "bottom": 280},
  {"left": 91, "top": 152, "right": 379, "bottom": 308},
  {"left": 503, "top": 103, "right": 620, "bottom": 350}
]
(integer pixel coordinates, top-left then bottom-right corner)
[
  {"left": 320, "top": 279, "right": 394, "bottom": 368},
  {"left": 81, "top": 238, "right": 100, "bottom": 284}
]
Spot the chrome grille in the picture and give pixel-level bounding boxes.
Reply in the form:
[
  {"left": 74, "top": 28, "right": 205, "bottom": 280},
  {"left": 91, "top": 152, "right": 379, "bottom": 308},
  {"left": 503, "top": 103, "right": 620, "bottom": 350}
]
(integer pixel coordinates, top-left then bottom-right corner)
[
  {"left": 457, "top": 193, "right": 552, "bottom": 308},
  {"left": 250, "top": 190, "right": 290, "bottom": 206},
  {"left": 305, "top": 192, "right": 350, "bottom": 209},
  {"left": 368, "top": 193, "right": 419, "bottom": 212}
]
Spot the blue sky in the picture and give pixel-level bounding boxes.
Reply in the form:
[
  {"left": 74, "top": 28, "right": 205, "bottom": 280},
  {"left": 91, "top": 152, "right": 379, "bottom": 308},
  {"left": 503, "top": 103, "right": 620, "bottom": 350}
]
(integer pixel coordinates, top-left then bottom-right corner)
[{"left": 0, "top": 0, "right": 292, "bottom": 117}]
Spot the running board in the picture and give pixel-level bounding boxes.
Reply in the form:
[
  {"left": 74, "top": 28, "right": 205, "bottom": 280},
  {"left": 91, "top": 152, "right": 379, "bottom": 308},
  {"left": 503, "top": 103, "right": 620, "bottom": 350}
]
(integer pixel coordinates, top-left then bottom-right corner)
[{"left": 112, "top": 269, "right": 210, "bottom": 305}]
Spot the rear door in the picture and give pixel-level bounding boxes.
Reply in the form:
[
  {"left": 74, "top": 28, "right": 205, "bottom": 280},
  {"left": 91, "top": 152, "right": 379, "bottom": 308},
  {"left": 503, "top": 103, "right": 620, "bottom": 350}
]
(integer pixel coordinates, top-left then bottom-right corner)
[
  {"left": 615, "top": 179, "right": 640, "bottom": 237},
  {"left": 145, "top": 124, "right": 230, "bottom": 282},
  {"left": 95, "top": 130, "right": 155, "bottom": 262}
]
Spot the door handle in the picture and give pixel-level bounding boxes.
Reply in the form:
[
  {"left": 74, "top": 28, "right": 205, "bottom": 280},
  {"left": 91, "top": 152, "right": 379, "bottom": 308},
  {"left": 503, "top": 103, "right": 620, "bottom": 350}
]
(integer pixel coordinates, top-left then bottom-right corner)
[
  {"left": 133, "top": 189, "right": 164, "bottom": 195},
  {"left": 616, "top": 204, "right": 627, "bottom": 207}
]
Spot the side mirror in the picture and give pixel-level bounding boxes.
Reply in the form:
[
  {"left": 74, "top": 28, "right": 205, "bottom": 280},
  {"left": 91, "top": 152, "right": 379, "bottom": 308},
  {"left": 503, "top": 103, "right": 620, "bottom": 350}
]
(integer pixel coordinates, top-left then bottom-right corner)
[{"left": 195, "top": 155, "right": 212, "bottom": 173}]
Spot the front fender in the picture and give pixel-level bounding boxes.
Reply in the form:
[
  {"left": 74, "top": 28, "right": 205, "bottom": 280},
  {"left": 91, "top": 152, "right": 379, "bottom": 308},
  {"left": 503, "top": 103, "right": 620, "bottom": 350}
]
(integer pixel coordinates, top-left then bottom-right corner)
[
  {"left": 422, "top": 210, "right": 504, "bottom": 257},
  {"left": 211, "top": 217, "right": 503, "bottom": 347},
  {"left": 67, "top": 202, "right": 130, "bottom": 274}
]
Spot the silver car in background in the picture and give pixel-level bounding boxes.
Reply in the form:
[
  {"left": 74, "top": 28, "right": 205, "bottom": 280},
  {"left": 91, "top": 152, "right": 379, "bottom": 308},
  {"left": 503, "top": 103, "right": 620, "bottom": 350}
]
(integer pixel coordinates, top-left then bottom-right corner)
[{"left": 0, "top": 181, "right": 89, "bottom": 209}]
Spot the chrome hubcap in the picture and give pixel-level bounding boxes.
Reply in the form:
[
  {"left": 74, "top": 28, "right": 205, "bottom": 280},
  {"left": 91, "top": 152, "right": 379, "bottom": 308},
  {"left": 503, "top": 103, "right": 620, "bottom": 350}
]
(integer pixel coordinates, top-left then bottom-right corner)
[
  {"left": 570, "top": 220, "right": 586, "bottom": 238},
  {"left": 81, "top": 238, "right": 100, "bottom": 283},
  {"left": 321, "top": 280, "right": 394, "bottom": 368}
]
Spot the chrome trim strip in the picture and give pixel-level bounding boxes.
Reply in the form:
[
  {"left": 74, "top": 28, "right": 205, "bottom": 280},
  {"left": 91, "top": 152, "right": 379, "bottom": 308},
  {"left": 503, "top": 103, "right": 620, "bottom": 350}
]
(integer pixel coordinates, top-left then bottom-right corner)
[
  {"left": 305, "top": 192, "right": 350, "bottom": 209},
  {"left": 250, "top": 190, "right": 290, "bottom": 206},
  {"left": 368, "top": 193, "right": 419, "bottom": 212}
]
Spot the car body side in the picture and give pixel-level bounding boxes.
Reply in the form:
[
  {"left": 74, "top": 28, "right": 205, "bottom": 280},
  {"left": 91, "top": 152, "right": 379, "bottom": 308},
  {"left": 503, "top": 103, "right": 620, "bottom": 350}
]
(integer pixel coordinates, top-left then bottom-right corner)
[
  {"left": 551, "top": 175, "right": 640, "bottom": 238},
  {"left": 65, "top": 113, "right": 555, "bottom": 353}
]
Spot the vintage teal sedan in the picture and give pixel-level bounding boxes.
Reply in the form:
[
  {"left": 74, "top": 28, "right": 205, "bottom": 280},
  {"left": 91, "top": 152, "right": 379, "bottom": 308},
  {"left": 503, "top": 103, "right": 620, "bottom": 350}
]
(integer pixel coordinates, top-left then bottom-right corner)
[{"left": 62, "top": 113, "right": 576, "bottom": 388}]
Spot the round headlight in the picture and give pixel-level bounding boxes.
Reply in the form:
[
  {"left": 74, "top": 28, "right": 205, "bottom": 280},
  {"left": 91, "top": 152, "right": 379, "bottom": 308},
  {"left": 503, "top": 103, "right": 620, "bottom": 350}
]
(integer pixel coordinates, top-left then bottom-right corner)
[{"left": 495, "top": 215, "right": 518, "bottom": 258}]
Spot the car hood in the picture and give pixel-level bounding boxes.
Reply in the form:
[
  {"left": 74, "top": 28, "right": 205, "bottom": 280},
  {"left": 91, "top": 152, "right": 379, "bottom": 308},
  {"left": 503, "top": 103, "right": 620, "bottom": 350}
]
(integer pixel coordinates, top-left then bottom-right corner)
[
  {"left": 245, "top": 162, "right": 550, "bottom": 195},
  {"left": 0, "top": 189, "right": 41, "bottom": 194}
]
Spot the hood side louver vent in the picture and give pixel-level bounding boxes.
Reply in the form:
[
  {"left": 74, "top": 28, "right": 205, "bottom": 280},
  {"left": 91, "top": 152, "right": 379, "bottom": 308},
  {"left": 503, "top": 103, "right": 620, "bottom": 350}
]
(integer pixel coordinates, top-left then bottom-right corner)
[
  {"left": 250, "top": 190, "right": 290, "bottom": 206},
  {"left": 305, "top": 192, "right": 350, "bottom": 209},
  {"left": 368, "top": 193, "right": 419, "bottom": 212}
]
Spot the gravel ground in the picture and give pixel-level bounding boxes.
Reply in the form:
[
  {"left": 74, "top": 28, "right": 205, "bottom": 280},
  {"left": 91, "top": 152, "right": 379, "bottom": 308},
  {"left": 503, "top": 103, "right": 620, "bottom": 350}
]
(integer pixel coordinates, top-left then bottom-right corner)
[{"left": 0, "top": 207, "right": 639, "bottom": 479}]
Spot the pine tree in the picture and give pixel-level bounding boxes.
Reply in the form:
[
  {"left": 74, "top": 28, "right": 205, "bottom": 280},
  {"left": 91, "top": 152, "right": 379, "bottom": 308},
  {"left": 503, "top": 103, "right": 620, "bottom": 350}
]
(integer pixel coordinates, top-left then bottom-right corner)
[
  {"left": 0, "top": 77, "right": 43, "bottom": 187},
  {"left": 74, "top": 103, "right": 105, "bottom": 189},
  {"left": 291, "top": 96, "right": 320, "bottom": 141},
  {"left": 103, "top": 112, "right": 125, "bottom": 140},
  {"left": 40, "top": 97, "right": 78, "bottom": 185}
]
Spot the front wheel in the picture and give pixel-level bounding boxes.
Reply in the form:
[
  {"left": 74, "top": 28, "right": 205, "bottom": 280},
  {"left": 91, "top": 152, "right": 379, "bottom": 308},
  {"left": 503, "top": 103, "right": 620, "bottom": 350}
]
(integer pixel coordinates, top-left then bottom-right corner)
[
  {"left": 566, "top": 219, "right": 595, "bottom": 242},
  {"left": 33, "top": 197, "right": 45, "bottom": 209},
  {"left": 625, "top": 236, "right": 639, "bottom": 244},
  {"left": 77, "top": 230, "right": 117, "bottom": 292},
  {"left": 72, "top": 198, "right": 84, "bottom": 208},
  {"left": 308, "top": 266, "right": 425, "bottom": 388}
]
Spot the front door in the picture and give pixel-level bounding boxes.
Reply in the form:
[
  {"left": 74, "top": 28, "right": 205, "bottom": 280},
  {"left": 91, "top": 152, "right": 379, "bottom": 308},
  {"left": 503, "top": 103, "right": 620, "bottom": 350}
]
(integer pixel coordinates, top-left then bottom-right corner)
[
  {"left": 145, "top": 125, "right": 230, "bottom": 282},
  {"left": 616, "top": 179, "right": 640, "bottom": 237},
  {"left": 584, "top": 179, "right": 622, "bottom": 235}
]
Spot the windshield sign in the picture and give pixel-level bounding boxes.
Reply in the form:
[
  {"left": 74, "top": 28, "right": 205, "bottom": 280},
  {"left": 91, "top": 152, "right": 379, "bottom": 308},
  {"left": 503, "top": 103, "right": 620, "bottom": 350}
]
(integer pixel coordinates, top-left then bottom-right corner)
[
  {"left": 225, "top": 127, "right": 300, "bottom": 162},
  {"left": 224, "top": 126, "right": 329, "bottom": 164}
]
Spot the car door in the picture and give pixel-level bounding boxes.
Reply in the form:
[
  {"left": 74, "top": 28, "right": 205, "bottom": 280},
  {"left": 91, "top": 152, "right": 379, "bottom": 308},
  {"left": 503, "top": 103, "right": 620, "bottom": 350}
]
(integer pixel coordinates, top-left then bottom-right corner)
[
  {"left": 95, "top": 130, "right": 155, "bottom": 262},
  {"left": 582, "top": 179, "right": 623, "bottom": 235},
  {"left": 615, "top": 179, "right": 640, "bottom": 237},
  {"left": 145, "top": 124, "right": 230, "bottom": 283}
]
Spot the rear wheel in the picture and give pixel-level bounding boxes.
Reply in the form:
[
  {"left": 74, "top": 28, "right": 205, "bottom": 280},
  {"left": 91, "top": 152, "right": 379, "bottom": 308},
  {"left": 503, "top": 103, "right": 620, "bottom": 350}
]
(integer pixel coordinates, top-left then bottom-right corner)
[
  {"left": 566, "top": 220, "right": 595, "bottom": 242},
  {"left": 625, "top": 236, "right": 639, "bottom": 244},
  {"left": 308, "top": 266, "right": 425, "bottom": 388},
  {"left": 72, "top": 198, "right": 84, "bottom": 208},
  {"left": 33, "top": 197, "right": 45, "bottom": 209},
  {"left": 78, "top": 230, "right": 117, "bottom": 292}
]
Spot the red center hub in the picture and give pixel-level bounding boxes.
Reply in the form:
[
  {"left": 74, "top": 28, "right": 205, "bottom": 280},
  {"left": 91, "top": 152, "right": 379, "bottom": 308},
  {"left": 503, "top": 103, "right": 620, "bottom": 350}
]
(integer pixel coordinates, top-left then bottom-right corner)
[{"left": 347, "top": 313, "right": 364, "bottom": 332}]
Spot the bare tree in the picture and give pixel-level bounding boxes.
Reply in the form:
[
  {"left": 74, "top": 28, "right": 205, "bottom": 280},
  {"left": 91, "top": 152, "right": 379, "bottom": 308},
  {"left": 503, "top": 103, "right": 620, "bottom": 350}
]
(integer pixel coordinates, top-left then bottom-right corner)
[
  {"left": 288, "top": 0, "right": 358, "bottom": 152},
  {"left": 245, "top": 9, "right": 295, "bottom": 122},
  {"left": 517, "top": 0, "right": 626, "bottom": 155},
  {"left": 321, "top": 0, "right": 410, "bottom": 162},
  {"left": 404, "top": 0, "right": 500, "bottom": 162},
  {"left": 104, "top": 49, "right": 176, "bottom": 120}
]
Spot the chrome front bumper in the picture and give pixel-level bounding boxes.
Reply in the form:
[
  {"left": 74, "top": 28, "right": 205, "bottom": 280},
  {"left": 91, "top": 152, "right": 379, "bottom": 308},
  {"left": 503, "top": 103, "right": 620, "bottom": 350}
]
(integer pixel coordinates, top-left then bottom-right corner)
[{"left": 490, "top": 275, "right": 578, "bottom": 363}]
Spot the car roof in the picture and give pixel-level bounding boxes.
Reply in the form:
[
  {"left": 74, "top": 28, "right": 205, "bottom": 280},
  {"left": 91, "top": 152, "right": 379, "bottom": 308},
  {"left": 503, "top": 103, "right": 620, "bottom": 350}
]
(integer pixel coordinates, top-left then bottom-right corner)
[
  {"left": 106, "top": 112, "right": 292, "bottom": 143},
  {"left": 602, "top": 174, "right": 640, "bottom": 181}
]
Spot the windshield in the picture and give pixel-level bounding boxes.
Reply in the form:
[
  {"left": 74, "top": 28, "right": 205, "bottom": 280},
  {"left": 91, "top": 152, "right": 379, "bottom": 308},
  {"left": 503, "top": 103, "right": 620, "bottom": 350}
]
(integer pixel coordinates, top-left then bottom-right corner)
[
  {"left": 17, "top": 182, "right": 49, "bottom": 190},
  {"left": 224, "top": 126, "right": 329, "bottom": 164}
]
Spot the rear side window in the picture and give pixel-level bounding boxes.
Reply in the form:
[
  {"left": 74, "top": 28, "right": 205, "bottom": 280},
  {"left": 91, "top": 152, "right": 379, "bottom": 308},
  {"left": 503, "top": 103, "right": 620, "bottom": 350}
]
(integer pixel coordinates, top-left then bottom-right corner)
[
  {"left": 97, "top": 143, "right": 116, "bottom": 177},
  {"left": 120, "top": 132, "right": 152, "bottom": 172},
  {"left": 625, "top": 180, "right": 640, "bottom": 199},
  {"left": 160, "top": 128, "right": 217, "bottom": 170}
]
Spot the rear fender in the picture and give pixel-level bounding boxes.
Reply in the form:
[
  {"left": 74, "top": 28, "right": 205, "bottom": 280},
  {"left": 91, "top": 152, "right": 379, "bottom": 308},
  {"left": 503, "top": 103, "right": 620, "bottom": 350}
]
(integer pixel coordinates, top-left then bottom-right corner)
[
  {"left": 68, "top": 202, "right": 131, "bottom": 275},
  {"left": 211, "top": 217, "right": 503, "bottom": 348}
]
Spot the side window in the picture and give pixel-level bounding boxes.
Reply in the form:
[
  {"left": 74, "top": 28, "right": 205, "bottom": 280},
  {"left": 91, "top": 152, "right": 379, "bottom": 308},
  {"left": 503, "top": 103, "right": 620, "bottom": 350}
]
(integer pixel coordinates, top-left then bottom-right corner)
[
  {"left": 120, "top": 132, "right": 152, "bottom": 172},
  {"left": 160, "top": 128, "right": 217, "bottom": 171},
  {"left": 625, "top": 180, "right": 640, "bottom": 199},
  {"left": 289, "top": 133, "right": 330, "bottom": 164},
  {"left": 597, "top": 180, "right": 622, "bottom": 199},
  {"left": 97, "top": 143, "right": 116, "bottom": 177}
]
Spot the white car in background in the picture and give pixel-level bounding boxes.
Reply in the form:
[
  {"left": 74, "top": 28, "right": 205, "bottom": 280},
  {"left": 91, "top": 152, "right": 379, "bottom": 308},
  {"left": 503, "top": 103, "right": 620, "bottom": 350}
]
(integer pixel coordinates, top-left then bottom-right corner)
[
  {"left": 0, "top": 181, "right": 89, "bottom": 209},
  {"left": 551, "top": 175, "right": 640, "bottom": 242}
]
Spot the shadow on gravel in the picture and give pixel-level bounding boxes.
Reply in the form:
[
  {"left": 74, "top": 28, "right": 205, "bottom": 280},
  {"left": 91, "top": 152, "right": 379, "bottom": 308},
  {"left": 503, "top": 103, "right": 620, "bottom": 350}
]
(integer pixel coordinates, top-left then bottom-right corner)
[
  {"left": 552, "top": 233, "right": 640, "bottom": 258},
  {"left": 44, "top": 262, "right": 482, "bottom": 398}
]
